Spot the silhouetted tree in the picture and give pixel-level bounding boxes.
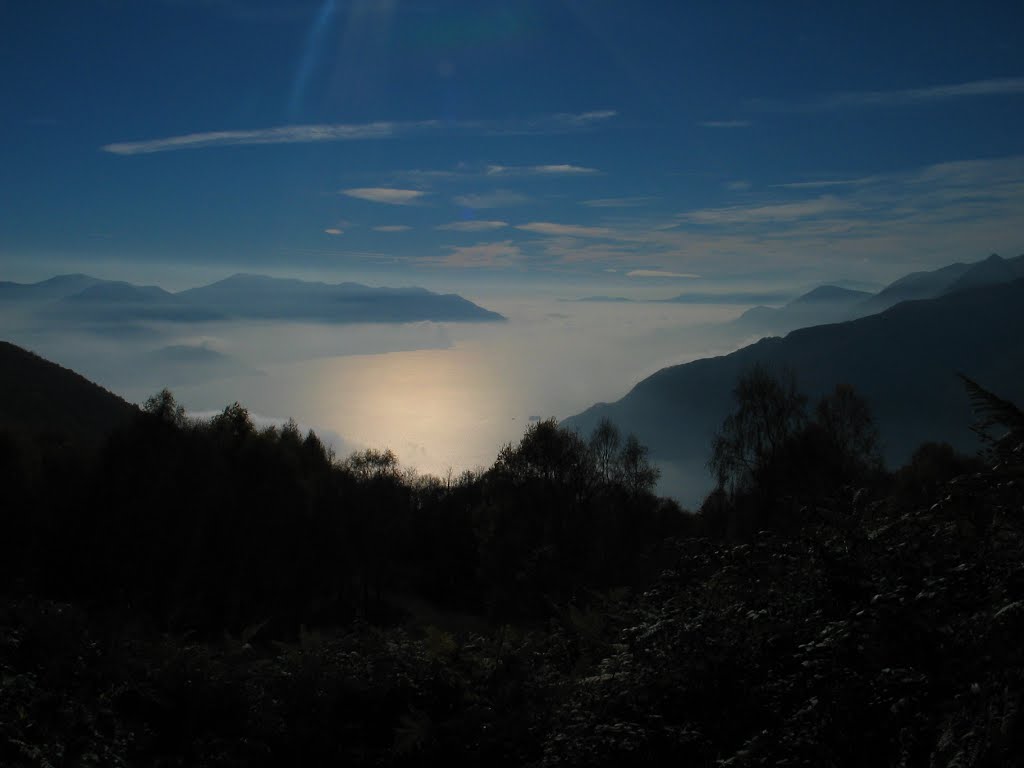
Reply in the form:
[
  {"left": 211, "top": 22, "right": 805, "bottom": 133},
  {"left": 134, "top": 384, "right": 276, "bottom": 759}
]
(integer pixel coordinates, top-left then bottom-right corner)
[
  {"left": 143, "top": 387, "right": 186, "bottom": 426},
  {"left": 494, "top": 419, "right": 594, "bottom": 490},
  {"left": 619, "top": 434, "right": 660, "bottom": 495},
  {"left": 343, "top": 448, "right": 401, "bottom": 481},
  {"left": 816, "top": 383, "right": 881, "bottom": 468},
  {"left": 894, "top": 441, "right": 982, "bottom": 504},
  {"left": 589, "top": 418, "right": 622, "bottom": 483},
  {"left": 709, "top": 363, "right": 807, "bottom": 495},
  {"left": 211, "top": 401, "right": 254, "bottom": 441}
]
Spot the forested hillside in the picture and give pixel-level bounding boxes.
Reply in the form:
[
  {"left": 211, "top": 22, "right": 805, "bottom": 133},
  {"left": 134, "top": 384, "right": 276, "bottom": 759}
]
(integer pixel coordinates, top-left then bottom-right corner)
[
  {"left": 2, "top": 344, "right": 1023, "bottom": 766},
  {"left": 0, "top": 340, "right": 137, "bottom": 444}
]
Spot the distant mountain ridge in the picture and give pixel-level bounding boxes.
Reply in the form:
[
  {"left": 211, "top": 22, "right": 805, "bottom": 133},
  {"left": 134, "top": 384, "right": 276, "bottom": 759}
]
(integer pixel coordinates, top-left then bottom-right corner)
[
  {"left": 789, "top": 285, "right": 872, "bottom": 305},
  {"left": 725, "top": 253, "right": 1024, "bottom": 338},
  {"left": 731, "top": 285, "right": 872, "bottom": 335},
  {"left": 565, "top": 276, "right": 1024, "bottom": 506},
  {"left": 0, "top": 272, "right": 506, "bottom": 325},
  {"left": 858, "top": 253, "right": 1024, "bottom": 314},
  {"left": 0, "top": 274, "right": 104, "bottom": 300}
]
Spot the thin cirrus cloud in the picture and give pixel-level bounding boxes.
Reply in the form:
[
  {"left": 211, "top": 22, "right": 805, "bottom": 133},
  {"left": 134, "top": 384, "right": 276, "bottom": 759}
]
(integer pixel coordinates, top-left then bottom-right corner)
[
  {"left": 680, "top": 196, "right": 854, "bottom": 225},
  {"left": 485, "top": 163, "right": 599, "bottom": 176},
  {"left": 431, "top": 241, "right": 523, "bottom": 269},
  {"left": 516, "top": 221, "right": 618, "bottom": 239},
  {"left": 324, "top": 228, "right": 344, "bottom": 235},
  {"left": 772, "top": 177, "right": 878, "bottom": 190},
  {"left": 342, "top": 188, "right": 425, "bottom": 205},
  {"left": 101, "top": 111, "right": 618, "bottom": 155},
  {"left": 454, "top": 190, "right": 529, "bottom": 209},
  {"left": 436, "top": 220, "right": 509, "bottom": 232},
  {"left": 452, "top": 155, "right": 1024, "bottom": 275},
  {"left": 750, "top": 76, "right": 1024, "bottom": 113},
  {"left": 372, "top": 225, "right": 412, "bottom": 232},
  {"left": 103, "top": 122, "right": 423, "bottom": 155},
  {"left": 640, "top": 154, "right": 1024, "bottom": 274},
  {"left": 823, "top": 76, "right": 1024, "bottom": 108},
  {"left": 698, "top": 120, "right": 751, "bottom": 128},
  {"left": 626, "top": 270, "right": 700, "bottom": 278},
  {"left": 581, "top": 196, "right": 656, "bottom": 208}
]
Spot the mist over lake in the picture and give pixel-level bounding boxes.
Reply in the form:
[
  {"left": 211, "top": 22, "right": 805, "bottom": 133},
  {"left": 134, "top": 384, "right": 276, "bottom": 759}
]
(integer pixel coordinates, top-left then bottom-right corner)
[{"left": 2, "top": 296, "right": 746, "bottom": 484}]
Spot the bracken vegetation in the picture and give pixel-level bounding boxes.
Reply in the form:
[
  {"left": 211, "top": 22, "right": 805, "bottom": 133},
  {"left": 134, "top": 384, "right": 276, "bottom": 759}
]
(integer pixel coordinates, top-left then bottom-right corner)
[{"left": 1, "top": 371, "right": 1022, "bottom": 766}]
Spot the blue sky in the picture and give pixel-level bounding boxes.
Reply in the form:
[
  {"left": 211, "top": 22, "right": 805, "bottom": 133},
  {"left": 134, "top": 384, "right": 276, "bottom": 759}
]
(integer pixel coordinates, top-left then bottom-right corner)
[{"left": 3, "top": 0, "right": 1023, "bottom": 293}]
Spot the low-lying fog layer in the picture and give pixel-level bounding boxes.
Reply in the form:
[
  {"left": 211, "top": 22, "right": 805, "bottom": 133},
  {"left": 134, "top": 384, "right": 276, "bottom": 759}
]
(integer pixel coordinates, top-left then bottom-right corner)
[{"left": 2, "top": 298, "right": 757, "bottom": 500}]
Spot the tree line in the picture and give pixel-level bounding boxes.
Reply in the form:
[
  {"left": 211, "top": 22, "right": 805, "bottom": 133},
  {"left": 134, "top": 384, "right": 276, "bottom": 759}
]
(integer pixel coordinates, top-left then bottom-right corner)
[
  {"left": 2, "top": 369, "right": 1021, "bottom": 766},
  {"left": 2, "top": 388, "right": 680, "bottom": 634}
]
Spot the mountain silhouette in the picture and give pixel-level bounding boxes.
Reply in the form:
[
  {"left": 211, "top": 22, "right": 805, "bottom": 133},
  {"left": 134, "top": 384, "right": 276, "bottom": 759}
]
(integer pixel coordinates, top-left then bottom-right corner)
[
  {"left": 856, "top": 254, "right": 1024, "bottom": 315},
  {"left": 0, "top": 340, "right": 138, "bottom": 444},
  {"left": 0, "top": 273, "right": 505, "bottom": 325},
  {"left": 0, "top": 273, "right": 105, "bottom": 300},
  {"left": 175, "top": 273, "right": 505, "bottom": 323},
  {"left": 566, "top": 278, "right": 1024, "bottom": 506},
  {"left": 788, "top": 285, "right": 872, "bottom": 305},
  {"left": 731, "top": 285, "right": 872, "bottom": 335},
  {"left": 943, "top": 252, "right": 1024, "bottom": 295},
  {"left": 58, "top": 280, "right": 223, "bottom": 322},
  {"left": 719, "top": 254, "right": 1024, "bottom": 344}
]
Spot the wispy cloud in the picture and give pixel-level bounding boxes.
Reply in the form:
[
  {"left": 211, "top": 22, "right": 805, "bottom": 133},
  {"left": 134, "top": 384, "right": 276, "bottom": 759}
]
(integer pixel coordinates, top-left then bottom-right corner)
[
  {"left": 324, "top": 228, "right": 343, "bottom": 235},
  {"left": 432, "top": 241, "right": 523, "bottom": 269},
  {"left": 680, "top": 196, "right": 855, "bottom": 225},
  {"left": 626, "top": 270, "right": 700, "bottom": 278},
  {"left": 581, "top": 196, "right": 656, "bottom": 208},
  {"left": 102, "top": 110, "right": 618, "bottom": 155},
  {"left": 646, "top": 154, "right": 1024, "bottom": 276},
  {"left": 436, "top": 220, "right": 508, "bottom": 232},
  {"left": 725, "top": 180, "right": 752, "bottom": 192},
  {"left": 436, "top": 155, "right": 1024, "bottom": 279},
  {"left": 750, "top": 76, "right": 1024, "bottom": 114},
  {"left": 104, "top": 122, "right": 423, "bottom": 155},
  {"left": 823, "top": 76, "right": 1024, "bottom": 108},
  {"left": 454, "top": 190, "right": 529, "bottom": 209},
  {"left": 486, "top": 163, "right": 599, "bottom": 176},
  {"left": 342, "top": 188, "right": 425, "bottom": 205},
  {"left": 532, "top": 238, "right": 645, "bottom": 265},
  {"left": 372, "top": 224, "right": 412, "bottom": 232},
  {"left": 516, "top": 222, "right": 618, "bottom": 238},
  {"left": 772, "top": 177, "right": 877, "bottom": 190},
  {"left": 392, "top": 168, "right": 465, "bottom": 183},
  {"left": 699, "top": 120, "right": 751, "bottom": 128}
]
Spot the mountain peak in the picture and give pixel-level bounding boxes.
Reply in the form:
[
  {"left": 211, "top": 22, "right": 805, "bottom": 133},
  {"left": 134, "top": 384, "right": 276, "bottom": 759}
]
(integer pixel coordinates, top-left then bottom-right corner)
[
  {"left": 788, "top": 285, "right": 872, "bottom": 306},
  {"left": 945, "top": 253, "right": 1024, "bottom": 296}
]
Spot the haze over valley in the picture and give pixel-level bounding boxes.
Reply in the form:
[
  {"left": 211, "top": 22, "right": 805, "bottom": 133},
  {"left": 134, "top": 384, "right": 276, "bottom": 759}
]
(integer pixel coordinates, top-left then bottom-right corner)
[
  {"left": 6, "top": 253, "right": 1023, "bottom": 506},
  {"left": 0, "top": 271, "right": 747, "bottom": 476}
]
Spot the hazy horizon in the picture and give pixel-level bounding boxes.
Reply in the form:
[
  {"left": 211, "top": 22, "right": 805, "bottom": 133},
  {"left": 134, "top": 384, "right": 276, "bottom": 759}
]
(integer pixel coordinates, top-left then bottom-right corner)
[{"left": 1, "top": 288, "right": 753, "bottom": 497}]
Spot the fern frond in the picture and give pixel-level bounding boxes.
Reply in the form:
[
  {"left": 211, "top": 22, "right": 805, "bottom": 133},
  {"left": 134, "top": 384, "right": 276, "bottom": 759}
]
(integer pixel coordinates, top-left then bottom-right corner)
[{"left": 959, "top": 373, "right": 1024, "bottom": 462}]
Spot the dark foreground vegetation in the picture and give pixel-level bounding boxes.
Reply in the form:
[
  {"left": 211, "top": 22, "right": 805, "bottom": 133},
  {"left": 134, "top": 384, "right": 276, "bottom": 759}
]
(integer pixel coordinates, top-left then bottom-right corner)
[{"left": 2, "top": 365, "right": 1023, "bottom": 766}]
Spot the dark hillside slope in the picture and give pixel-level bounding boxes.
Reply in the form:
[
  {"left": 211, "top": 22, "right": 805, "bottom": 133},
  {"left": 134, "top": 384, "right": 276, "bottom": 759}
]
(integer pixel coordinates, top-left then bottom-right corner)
[
  {"left": 566, "top": 279, "right": 1024, "bottom": 503},
  {"left": 0, "top": 341, "right": 138, "bottom": 444}
]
